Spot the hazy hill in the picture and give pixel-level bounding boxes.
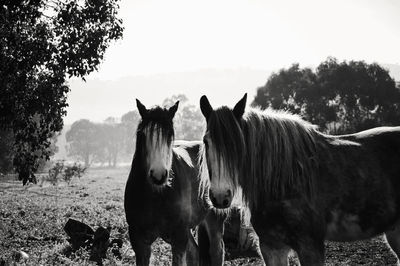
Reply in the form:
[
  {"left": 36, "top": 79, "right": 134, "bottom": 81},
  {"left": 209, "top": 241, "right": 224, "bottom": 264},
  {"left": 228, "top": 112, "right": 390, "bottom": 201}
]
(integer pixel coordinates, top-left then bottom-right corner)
[
  {"left": 56, "top": 68, "right": 272, "bottom": 160},
  {"left": 64, "top": 68, "right": 272, "bottom": 124},
  {"left": 64, "top": 64, "right": 400, "bottom": 125},
  {"left": 55, "top": 64, "right": 400, "bottom": 160}
]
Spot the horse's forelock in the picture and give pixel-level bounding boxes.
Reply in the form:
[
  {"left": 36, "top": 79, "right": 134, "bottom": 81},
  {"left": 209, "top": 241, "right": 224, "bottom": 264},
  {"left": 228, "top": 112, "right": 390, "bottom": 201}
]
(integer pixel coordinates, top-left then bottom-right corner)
[
  {"left": 207, "top": 107, "right": 246, "bottom": 189},
  {"left": 137, "top": 113, "right": 175, "bottom": 146},
  {"left": 135, "top": 108, "right": 175, "bottom": 165}
]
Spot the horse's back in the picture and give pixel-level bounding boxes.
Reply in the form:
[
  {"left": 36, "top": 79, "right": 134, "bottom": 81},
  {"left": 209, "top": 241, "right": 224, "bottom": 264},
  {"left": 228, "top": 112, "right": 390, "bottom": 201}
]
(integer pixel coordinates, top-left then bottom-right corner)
[
  {"left": 172, "top": 141, "right": 207, "bottom": 226},
  {"left": 173, "top": 140, "right": 202, "bottom": 170},
  {"left": 321, "top": 126, "right": 400, "bottom": 240},
  {"left": 174, "top": 139, "right": 202, "bottom": 147},
  {"left": 341, "top": 126, "right": 400, "bottom": 143},
  {"left": 343, "top": 126, "right": 400, "bottom": 171}
]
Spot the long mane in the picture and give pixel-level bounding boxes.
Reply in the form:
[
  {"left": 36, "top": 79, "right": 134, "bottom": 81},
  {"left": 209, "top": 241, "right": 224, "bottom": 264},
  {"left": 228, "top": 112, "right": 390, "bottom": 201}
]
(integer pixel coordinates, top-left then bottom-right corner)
[{"left": 202, "top": 107, "right": 319, "bottom": 209}]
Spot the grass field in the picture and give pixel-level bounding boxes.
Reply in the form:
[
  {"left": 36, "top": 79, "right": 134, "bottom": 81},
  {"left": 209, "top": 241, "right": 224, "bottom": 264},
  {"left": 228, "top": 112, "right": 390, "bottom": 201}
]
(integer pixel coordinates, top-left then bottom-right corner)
[{"left": 0, "top": 167, "right": 398, "bottom": 265}]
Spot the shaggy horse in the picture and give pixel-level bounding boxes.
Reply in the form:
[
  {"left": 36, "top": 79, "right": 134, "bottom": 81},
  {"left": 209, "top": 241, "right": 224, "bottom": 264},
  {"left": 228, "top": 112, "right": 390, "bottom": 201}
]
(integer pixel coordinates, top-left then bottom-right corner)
[
  {"left": 199, "top": 93, "right": 400, "bottom": 266},
  {"left": 124, "top": 100, "right": 227, "bottom": 266}
]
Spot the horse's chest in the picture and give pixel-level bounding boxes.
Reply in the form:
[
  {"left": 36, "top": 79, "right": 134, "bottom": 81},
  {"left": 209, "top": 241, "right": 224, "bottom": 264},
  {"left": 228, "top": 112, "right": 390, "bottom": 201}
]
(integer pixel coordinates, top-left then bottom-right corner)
[
  {"left": 131, "top": 196, "right": 199, "bottom": 229},
  {"left": 326, "top": 210, "right": 375, "bottom": 241}
]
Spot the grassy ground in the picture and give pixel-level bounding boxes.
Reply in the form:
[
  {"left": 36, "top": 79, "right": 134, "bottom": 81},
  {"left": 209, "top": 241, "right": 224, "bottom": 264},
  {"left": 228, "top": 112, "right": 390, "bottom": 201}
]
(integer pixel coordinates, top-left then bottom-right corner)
[{"left": 0, "top": 167, "right": 398, "bottom": 265}]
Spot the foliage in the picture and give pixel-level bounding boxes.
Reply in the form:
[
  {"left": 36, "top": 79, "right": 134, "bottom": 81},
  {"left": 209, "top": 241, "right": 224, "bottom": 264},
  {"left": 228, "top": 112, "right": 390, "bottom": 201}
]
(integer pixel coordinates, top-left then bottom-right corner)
[
  {"left": 0, "top": 0, "right": 123, "bottom": 184},
  {"left": 253, "top": 58, "right": 400, "bottom": 134},
  {"left": 63, "top": 162, "right": 86, "bottom": 184},
  {"left": 47, "top": 160, "right": 65, "bottom": 186},
  {"left": 96, "top": 120, "right": 125, "bottom": 167},
  {"left": 0, "top": 130, "right": 14, "bottom": 173},
  {"left": 162, "top": 94, "right": 205, "bottom": 140},
  {"left": 46, "top": 160, "right": 86, "bottom": 185},
  {"left": 66, "top": 118, "right": 127, "bottom": 167},
  {"left": 66, "top": 119, "right": 99, "bottom": 167},
  {"left": 36, "top": 132, "right": 60, "bottom": 172},
  {"left": 120, "top": 110, "right": 140, "bottom": 156}
]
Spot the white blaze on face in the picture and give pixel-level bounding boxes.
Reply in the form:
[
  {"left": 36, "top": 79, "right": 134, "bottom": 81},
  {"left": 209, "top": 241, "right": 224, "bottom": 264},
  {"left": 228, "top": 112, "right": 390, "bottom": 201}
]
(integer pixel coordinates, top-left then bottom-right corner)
[{"left": 144, "top": 126, "right": 172, "bottom": 181}]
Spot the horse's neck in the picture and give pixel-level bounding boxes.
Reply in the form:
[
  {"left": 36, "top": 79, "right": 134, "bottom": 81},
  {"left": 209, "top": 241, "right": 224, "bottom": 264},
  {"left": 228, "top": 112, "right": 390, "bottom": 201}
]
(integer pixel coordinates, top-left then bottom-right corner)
[{"left": 170, "top": 151, "right": 182, "bottom": 184}]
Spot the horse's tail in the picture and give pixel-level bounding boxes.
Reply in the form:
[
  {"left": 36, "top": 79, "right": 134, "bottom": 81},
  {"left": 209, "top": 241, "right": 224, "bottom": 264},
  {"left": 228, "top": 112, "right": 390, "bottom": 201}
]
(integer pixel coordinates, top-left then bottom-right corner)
[{"left": 198, "top": 222, "right": 211, "bottom": 266}]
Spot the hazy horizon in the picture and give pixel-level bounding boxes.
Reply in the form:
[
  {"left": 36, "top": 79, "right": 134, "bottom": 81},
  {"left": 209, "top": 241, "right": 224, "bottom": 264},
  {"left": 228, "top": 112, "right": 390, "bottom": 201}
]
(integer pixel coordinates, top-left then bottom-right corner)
[
  {"left": 64, "top": 63, "right": 400, "bottom": 125},
  {"left": 63, "top": 0, "right": 400, "bottom": 124}
]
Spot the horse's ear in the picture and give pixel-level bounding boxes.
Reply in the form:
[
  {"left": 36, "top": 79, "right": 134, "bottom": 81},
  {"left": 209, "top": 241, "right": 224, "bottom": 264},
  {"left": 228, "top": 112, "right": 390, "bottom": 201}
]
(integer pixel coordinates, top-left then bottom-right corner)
[
  {"left": 233, "top": 93, "right": 247, "bottom": 119},
  {"left": 168, "top": 101, "right": 179, "bottom": 118},
  {"left": 136, "top": 99, "right": 148, "bottom": 118},
  {"left": 200, "top": 95, "right": 213, "bottom": 121}
]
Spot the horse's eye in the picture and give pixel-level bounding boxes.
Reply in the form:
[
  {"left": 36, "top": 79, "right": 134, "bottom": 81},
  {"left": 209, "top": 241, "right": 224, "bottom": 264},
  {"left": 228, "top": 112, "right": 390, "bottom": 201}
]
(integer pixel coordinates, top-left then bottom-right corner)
[
  {"left": 137, "top": 131, "right": 145, "bottom": 138},
  {"left": 203, "top": 138, "right": 208, "bottom": 147}
]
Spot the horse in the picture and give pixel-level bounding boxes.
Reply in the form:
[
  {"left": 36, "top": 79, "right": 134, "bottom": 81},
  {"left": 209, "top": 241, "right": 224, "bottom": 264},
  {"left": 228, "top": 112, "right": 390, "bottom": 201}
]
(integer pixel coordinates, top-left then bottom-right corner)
[
  {"left": 199, "top": 93, "right": 400, "bottom": 266},
  {"left": 124, "top": 99, "right": 228, "bottom": 266}
]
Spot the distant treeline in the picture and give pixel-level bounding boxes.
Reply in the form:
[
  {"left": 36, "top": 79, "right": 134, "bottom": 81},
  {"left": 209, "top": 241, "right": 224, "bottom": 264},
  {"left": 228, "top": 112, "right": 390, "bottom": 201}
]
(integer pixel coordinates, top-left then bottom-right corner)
[
  {"left": 64, "top": 95, "right": 205, "bottom": 167},
  {"left": 2, "top": 58, "right": 400, "bottom": 173},
  {"left": 51, "top": 58, "right": 400, "bottom": 168}
]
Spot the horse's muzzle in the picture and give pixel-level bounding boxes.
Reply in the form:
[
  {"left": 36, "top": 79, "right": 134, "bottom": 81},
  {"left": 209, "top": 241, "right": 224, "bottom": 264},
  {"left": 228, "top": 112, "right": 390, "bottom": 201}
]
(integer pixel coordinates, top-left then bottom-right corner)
[
  {"left": 149, "top": 169, "right": 168, "bottom": 186},
  {"left": 209, "top": 189, "right": 232, "bottom": 209}
]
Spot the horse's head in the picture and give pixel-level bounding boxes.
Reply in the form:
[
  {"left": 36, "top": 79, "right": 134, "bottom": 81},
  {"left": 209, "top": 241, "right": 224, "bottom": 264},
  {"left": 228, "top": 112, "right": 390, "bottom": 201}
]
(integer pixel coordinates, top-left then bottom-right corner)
[
  {"left": 135, "top": 99, "right": 179, "bottom": 189},
  {"left": 199, "top": 94, "right": 247, "bottom": 209}
]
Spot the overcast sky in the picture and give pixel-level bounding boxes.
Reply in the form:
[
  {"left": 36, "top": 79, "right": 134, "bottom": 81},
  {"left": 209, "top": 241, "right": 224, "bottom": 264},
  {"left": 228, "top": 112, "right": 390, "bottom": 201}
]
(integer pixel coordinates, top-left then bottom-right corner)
[{"left": 64, "top": 0, "right": 400, "bottom": 124}]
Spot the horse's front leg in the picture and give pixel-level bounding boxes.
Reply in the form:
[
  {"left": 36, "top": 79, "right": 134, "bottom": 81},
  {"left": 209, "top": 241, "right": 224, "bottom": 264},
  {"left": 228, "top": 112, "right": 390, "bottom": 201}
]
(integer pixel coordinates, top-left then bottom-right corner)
[
  {"left": 293, "top": 237, "right": 325, "bottom": 266},
  {"left": 203, "top": 211, "right": 225, "bottom": 266},
  {"left": 171, "top": 227, "right": 190, "bottom": 266},
  {"left": 385, "top": 225, "right": 400, "bottom": 265},
  {"left": 259, "top": 243, "right": 290, "bottom": 266},
  {"left": 128, "top": 226, "right": 155, "bottom": 266},
  {"left": 186, "top": 231, "right": 199, "bottom": 266}
]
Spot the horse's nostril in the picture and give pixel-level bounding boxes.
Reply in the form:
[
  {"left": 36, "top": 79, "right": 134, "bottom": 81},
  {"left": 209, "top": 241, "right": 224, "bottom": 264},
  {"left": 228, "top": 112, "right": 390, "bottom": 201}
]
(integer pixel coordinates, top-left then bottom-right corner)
[
  {"left": 210, "top": 193, "right": 217, "bottom": 204},
  {"left": 164, "top": 170, "right": 168, "bottom": 178},
  {"left": 223, "top": 199, "right": 229, "bottom": 207},
  {"left": 149, "top": 169, "right": 154, "bottom": 176},
  {"left": 227, "top": 189, "right": 232, "bottom": 196}
]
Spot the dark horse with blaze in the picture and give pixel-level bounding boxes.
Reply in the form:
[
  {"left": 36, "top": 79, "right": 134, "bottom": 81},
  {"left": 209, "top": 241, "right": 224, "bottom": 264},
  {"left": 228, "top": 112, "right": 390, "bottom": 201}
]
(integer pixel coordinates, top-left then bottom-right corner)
[
  {"left": 124, "top": 100, "right": 227, "bottom": 266},
  {"left": 199, "top": 93, "right": 400, "bottom": 265}
]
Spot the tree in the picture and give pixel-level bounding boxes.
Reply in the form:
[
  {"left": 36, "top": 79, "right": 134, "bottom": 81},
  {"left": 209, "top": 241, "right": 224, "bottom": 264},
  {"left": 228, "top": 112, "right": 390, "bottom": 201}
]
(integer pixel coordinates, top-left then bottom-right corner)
[
  {"left": 162, "top": 94, "right": 205, "bottom": 140},
  {"left": 65, "top": 114, "right": 139, "bottom": 168},
  {"left": 253, "top": 58, "right": 400, "bottom": 134},
  {"left": 96, "top": 118, "right": 125, "bottom": 167},
  {"left": 316, "top": 58, "right": 400, "bottom": 132},
  {"left": 0, "top": 1, "right": 123, "bottom": 184},
  {"left": 66, "top": 118, "right": 126, "bottom": 168},
  {"left": 66, "top": 119, "right": 99, "bottom": 167},
  {"left": 121, "top": 110, "right": 140, "bottom": 156},
  {"left": 0, "top": 130, "right": 14, "bottom": 174},
  {"left": 179, "top": 104, "right": 205, "bottom": 140}
]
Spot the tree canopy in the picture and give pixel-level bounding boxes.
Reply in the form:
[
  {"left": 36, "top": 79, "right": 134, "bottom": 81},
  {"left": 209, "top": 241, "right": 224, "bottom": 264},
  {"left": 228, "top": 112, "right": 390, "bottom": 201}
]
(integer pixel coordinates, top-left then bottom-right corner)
[
  {"left": 0, "top": 0, "right": 123, "bottom": 183},
  {"left": 253, "top": 58, "right": 400, "bottom": 134},
  {"left": 66, "top": 118, "right": 128, "bottom": 168},
  {"left": 162, "top": 94, "right": 205, "bottom": 140}
]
